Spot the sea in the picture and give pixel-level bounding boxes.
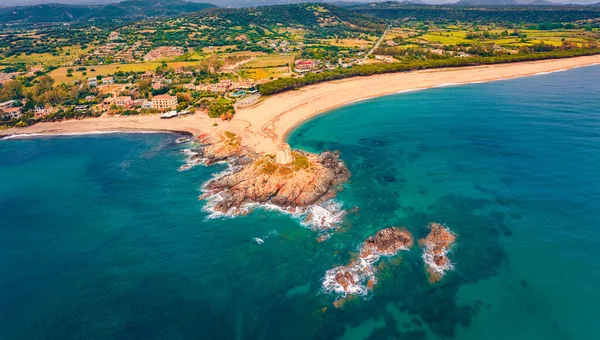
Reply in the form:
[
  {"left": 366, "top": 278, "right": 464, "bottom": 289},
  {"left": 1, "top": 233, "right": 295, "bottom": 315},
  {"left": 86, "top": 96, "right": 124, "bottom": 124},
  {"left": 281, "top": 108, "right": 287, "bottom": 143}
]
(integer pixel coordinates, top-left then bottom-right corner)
[{"left": 1, "top": 66, "right": 600, "bottom": 340}]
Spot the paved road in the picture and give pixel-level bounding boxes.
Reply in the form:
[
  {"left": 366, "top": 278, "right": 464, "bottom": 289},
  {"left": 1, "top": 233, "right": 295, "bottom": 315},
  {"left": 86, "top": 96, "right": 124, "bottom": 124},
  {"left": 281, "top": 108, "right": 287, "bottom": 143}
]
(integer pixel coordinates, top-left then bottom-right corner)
[{"left": 363, "top": 25, "right": 390, "bottom": 61}]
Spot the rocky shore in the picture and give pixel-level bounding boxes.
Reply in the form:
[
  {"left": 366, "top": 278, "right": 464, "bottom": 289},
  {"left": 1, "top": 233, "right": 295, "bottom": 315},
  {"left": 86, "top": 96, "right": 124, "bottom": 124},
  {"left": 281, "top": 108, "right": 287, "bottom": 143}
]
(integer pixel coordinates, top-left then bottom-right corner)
[
  {"left": 323, "top": 227, "right": 414, "bottom": 308},
  {"left": 419, "top": 223, "right": 457, "bottom": 284},
  {"left": 184, "top": 132, "right": 350, "bottom": 228}
]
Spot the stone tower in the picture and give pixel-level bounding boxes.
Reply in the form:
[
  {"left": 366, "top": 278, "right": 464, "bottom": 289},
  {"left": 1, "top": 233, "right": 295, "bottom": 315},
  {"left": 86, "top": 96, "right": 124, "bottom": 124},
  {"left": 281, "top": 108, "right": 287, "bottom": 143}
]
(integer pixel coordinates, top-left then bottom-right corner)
[{"left": 275, "top": 143, "right": 293, "bottom": 165}]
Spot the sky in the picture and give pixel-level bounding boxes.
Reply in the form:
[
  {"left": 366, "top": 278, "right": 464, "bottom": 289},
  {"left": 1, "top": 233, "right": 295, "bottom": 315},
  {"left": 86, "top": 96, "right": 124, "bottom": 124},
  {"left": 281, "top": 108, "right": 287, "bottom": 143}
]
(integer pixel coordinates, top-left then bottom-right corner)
[{"left": 0, "top": 0, "right": 598, "bottom": 7}]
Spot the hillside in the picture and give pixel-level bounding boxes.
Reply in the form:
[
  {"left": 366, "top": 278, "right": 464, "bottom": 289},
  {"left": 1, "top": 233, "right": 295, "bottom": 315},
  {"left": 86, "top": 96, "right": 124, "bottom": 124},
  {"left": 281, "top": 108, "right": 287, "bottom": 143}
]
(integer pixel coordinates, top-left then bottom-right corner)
[
  {"left": 352, "top": 3, "right": 600, "bottom": 23},
  {"left": 0, "top": 0, "right": 217, "bottom": 24},
  {"left": 455, "top": 0, "right": 520, "bottom": 5},
  {"left": 181, "top": 3, "right": 387, "bottom": 40}
]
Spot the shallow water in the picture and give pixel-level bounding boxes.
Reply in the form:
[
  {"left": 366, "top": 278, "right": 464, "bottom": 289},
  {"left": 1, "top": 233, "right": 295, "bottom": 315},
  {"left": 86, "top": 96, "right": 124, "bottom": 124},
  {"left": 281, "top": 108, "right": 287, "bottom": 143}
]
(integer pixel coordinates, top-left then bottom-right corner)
[{"left": 1, "top": 66, "right": 600, "bottom": 339}]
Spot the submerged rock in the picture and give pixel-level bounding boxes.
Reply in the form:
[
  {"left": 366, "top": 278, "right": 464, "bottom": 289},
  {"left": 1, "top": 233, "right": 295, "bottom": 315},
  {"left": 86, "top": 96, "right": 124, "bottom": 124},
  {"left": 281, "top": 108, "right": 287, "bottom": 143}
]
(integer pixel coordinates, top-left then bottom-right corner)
[{"left": 420, "top": 222, "right": 456, "bottom": 284}]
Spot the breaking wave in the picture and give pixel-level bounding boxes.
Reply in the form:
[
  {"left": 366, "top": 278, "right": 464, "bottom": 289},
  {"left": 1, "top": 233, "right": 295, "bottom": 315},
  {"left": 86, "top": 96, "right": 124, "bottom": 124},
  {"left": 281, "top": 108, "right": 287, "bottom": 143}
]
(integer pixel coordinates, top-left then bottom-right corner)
[
  {"left": 422, "top": 224, "right": 456, "bottom": 279},
  {"left": 322, "top": 254, "right": 379, "bottom": 297}
]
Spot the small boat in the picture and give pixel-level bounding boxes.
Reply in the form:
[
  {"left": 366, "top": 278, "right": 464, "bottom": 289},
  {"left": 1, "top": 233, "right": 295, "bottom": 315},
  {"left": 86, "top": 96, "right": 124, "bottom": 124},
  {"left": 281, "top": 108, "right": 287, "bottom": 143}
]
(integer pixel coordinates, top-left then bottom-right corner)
[
  {"left": 176, "top": 137, "right": 191, "bottom": 144},
  {"left": 254, "top": 238, "right": 264, "bottom": 245}
]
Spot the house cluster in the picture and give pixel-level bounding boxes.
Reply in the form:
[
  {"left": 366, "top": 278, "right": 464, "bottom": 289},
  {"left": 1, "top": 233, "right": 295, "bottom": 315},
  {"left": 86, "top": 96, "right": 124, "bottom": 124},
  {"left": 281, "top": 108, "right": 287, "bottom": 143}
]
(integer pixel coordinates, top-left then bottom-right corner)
[
  {"left": 99, "top": 93, "right": 177, "bottom": 112},
  {"left": 144, "top": 47, "right": 184, "bottom": 61},
  {"left": 87, "top": 77, "right": 115, "bottom": 87},
  {"left": 89, "top": 41, "right": 150, "bottom": 63},
  {"left": 260, "top": 39, "right": 296, "bottom": 53},
  {"left": 189, "top": 79, "right": 257, "bottom": 94}
]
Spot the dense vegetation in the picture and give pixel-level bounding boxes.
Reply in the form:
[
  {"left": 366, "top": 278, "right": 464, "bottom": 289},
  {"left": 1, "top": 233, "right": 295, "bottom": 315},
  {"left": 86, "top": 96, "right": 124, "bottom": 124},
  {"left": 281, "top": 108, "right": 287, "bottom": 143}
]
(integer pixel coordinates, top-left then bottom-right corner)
[
  {"left": 0, "top": 0, "right": 216, "bottom": 24},
  {"left": 259, "top": 48, "right": 600, "bottom": 95},
  {"left": 353, "top": 4, "right": 600, "bottom": 26}
]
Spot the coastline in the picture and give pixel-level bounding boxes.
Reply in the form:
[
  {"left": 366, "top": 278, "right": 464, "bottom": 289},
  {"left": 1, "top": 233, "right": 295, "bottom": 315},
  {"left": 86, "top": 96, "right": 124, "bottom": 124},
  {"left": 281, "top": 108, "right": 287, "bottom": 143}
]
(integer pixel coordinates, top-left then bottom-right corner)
[{"left": 3, "top": 55, "right": 600, "bottom": 153}]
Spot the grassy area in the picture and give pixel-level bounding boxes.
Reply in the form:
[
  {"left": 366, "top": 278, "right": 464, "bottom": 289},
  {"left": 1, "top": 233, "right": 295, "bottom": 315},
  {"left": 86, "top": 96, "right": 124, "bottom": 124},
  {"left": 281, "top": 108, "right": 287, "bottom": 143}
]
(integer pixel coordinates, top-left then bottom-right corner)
[
  {"left": 48, "top": 61, "right": 207, "bottom": 83},
  {"left": 243, "top": 54, "right": 295, "bottom": 68},
  {"left": 1, "top": 46, "right": 89, "bottom": 66},
  {"left": 417, "top": 33, "right": 470, "bottom": 45},
  {"left": 201, "top": 45, "right": 238, "bottom": 53},
  {"left": 238, "top": 66, "right": 291, "bottom": 81},
  {"left": 322, "top": 37, "right": 377, "bottom": 48}
]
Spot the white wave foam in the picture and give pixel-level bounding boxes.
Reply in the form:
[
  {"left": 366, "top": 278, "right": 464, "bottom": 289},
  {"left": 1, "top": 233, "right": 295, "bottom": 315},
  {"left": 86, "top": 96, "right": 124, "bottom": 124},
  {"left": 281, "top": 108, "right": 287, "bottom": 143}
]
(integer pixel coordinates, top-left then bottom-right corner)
[
  {"left": 1, "top": 130, "right": 165, "bottom": 140},
  {"left": 322, "top": 254, "right": 380, "bottom": 297},
  {"left": 421, "top": 224, "right": 456, "bottom": 279},
  {"left": 395, "top": 87, "right": 425, "bottom": 94},
  {"left": 300, "top": 200, "right": 345, "bottom": 230},
  {"left": 433, "top": 82, "right": 461, "bottom": 88}
]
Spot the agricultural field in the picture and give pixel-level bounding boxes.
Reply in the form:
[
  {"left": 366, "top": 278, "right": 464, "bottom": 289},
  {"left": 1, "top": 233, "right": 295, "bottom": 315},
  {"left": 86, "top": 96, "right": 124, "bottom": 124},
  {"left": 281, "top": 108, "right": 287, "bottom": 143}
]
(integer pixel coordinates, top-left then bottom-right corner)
[
  {"left": 321, "top": 37, "right": 378, "bottom": 48},
  {"left": 382, "top": 24, "right": 599, "bottom": 52},
  {"left": 243, "top": 54, "right": 295, "bottom": 68},
  {"left": 238, "top": 66, "right": 292, "bottom": 81}
]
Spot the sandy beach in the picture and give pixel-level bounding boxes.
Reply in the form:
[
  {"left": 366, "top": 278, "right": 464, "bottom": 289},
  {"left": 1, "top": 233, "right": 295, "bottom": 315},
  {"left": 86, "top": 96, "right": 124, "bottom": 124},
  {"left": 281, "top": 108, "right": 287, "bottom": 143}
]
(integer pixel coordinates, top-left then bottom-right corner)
[{"left": 3, "top": 54, "right": 600, "bottom": 153}]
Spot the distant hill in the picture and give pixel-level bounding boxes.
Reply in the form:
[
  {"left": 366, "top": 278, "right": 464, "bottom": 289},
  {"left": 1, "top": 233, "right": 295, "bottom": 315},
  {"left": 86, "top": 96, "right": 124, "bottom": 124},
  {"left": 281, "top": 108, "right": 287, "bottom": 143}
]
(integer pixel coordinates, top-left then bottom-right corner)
[
  {"left": 0, "top": 0, "right": 217, "bottom": 24},
  {"left": 189, "top": 3, "right": 385, "bottom": 31},
  {"left": 521, "top": 0, "right": 561, "bottom": 5},
  {"left": 454, "top": 0, "right": 519, "bottom": 5},
  {"left": 352, "top": 2, "right": 600, "bottom": 22}
]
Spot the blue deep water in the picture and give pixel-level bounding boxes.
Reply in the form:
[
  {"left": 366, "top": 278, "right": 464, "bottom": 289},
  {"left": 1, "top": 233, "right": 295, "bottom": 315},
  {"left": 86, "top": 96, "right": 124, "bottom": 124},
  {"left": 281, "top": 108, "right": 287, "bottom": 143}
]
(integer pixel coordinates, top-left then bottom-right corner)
[{"left": 2, "top": 66, "right": 600, "bottom": 339}]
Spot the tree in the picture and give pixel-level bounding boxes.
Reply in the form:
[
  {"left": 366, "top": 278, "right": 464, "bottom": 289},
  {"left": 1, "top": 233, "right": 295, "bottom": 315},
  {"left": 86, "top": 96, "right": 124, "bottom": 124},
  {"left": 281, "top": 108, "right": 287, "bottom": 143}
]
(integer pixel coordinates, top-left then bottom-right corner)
[
  {"left": 0, "top": 80, "right": 24, "bottom": 101},
  {"left": 207, "top": 99, "right": 235, "bottom": 119}
]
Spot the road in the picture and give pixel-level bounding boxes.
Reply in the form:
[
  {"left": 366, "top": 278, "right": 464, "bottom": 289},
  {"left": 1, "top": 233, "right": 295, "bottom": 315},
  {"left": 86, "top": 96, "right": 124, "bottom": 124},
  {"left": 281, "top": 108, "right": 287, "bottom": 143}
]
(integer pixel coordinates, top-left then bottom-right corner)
[{"left": 363, "top": 25, "right": 390, "bottom": 61}]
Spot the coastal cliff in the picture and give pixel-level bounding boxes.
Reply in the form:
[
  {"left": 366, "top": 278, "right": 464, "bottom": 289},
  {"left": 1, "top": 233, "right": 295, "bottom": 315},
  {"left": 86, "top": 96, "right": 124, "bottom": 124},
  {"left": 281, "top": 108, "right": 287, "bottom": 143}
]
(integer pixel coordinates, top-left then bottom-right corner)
[{"left": 184, "top": 132, "right": 350, "bottom": 228}]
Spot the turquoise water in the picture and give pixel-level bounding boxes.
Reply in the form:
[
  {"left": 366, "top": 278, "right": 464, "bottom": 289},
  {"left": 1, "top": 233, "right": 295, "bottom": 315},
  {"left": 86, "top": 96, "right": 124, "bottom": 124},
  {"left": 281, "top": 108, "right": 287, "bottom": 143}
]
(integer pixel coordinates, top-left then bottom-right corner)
[{"left": 2, "top": 66, "right": 600, "bottom": 339}]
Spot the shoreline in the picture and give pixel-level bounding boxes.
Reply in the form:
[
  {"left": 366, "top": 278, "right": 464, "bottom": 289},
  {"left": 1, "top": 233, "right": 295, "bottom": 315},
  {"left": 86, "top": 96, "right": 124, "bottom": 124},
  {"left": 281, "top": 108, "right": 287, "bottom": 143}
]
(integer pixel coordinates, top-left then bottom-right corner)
[
  {"left": 277, "top": 73, "right": 545, "bottom": 144},
  {"left": 3, "top": 55, "right": 600, "bottom": 152},
  {"left": 0, "top": 129, "right": 193, "bottom": 140}
]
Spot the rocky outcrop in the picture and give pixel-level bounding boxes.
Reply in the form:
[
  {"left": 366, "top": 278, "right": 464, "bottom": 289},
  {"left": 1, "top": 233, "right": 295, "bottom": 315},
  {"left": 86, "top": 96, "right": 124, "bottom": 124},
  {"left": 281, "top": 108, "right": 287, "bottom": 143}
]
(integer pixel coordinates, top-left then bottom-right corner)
[
  {"left": 361, "top": 227, "right": 414, "bottom": 258},
  {"left": 323, "top": 227, "right": 413, "bottom": 307},
  {"left": 191, "top": 132, "right": 350, "bottom": 228},
  {"left": 419, "top": 223, "right": 456, "bottom": 284}
]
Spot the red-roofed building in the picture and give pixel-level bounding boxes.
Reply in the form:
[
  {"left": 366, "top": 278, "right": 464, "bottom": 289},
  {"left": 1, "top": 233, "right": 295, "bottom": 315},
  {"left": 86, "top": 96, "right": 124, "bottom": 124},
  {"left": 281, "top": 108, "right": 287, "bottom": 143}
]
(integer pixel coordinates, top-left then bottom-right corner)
[{"left": 294, "top": 59, "right": 319, "bottom": 72}]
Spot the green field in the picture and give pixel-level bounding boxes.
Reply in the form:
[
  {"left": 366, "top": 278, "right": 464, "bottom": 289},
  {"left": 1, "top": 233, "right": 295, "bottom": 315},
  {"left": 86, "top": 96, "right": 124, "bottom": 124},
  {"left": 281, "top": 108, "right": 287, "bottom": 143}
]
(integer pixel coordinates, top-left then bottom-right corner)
[
  {"left": 243, "top": 55, "right": 295, "bottom": 68},
  {"left": 1, "top": 46, "right": 89, "bottom": 66}
]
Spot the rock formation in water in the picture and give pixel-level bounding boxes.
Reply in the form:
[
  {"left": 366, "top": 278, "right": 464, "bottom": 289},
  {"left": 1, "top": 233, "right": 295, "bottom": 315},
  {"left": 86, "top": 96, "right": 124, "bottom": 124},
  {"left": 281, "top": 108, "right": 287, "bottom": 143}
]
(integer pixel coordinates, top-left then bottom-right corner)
[
  {"left": 361, "top": 227, "right": 414, "bottom": 257},
  {"left": 323, "top": 227, "right": 413, "bottom": 308},
  {"left": 189, "top": 132, "right": 350, "bottom": 227},
  {"left": 419, "top": 222, "right": 456, "bottom": 284}
]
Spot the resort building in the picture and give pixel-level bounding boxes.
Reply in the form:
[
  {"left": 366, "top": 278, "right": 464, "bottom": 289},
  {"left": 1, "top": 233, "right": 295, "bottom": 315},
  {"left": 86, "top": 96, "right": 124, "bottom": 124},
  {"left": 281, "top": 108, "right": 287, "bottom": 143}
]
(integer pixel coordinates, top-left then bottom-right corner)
[
  {"left": 0, "top": 100, "right": 17, "bottom": 111},
  {"left": 294, "top": 59, "right": 319, "bottom": 72},
  {"left": 151, "top": 94, "right": 178, "bottom": 111},
  {"left": 114, "top": 96, "right": 133, "bottom": 108},
  {"left": 34, "top": 106, "right": 55, "bottom": 117},
  {"left": 2, "top": 107, "right": 23, "bottom": 119}
]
